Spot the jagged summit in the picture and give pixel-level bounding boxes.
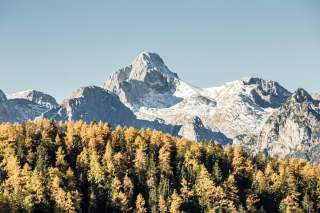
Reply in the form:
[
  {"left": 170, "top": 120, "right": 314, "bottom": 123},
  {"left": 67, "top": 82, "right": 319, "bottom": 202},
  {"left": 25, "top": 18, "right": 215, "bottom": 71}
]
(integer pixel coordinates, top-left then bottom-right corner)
[
  {"left": 290, "top": 88, "right": 314, "bottom": 103},
  {"left": 242, "top": 76, "right": 288, "bottom": 91},
  {"left": 130, "top": 52, "right": 178, "bottom": 80},
  {"left": 256, "top": 87, "right": 320, "bottom": 162},
  {"left": 132, "top": 52, "right": 166, "bottom": 69},
  {"left": 9, "top": 89, "right": 58, "bottom": 109},
  {"left": 240, "top": 76, "right": 291, "bottom": 108},
  {"left": 242, "top": 76, "right": 268, "bottom": 84},
  {"left": 104, "top": 52, "right": 181, "bottom": 110},
  {"left": 241, "top": 76, "right": 288, "bottom": 92},
  {"left": 136, "top": 52, "right": 164, "bottom": 64},
  {"left": 105, "top": 52, "right": 178, "bottom": 89}
]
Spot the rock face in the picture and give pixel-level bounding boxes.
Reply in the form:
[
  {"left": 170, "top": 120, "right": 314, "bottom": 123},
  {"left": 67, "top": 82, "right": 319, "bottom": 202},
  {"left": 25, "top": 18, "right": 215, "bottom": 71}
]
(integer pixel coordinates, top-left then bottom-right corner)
[
  {"left": 8, "top": 99, "right": 48, "bottom": 121},
  {"left": 177, "top": 115, "right": 230, "bottom": 143},
  {"left": 204, "top": 77, "right": 291, "bottom": 140},
  {"left": 104, "top": 52, "right": 181, "bottom": 110},
  {"left": 1, "top": 90, "right": 59, "bottom": 122},
  {"left": 9, "top": 90, "right": 58, "bottom": 109},
  {"left": 43, "top": 86, "right": 137, "bottom": 126},
  {"left": 0, "top": 90, "right": 15, "bottom": 122},
  {"left": 242, "top": 77, "right": 291, "bottom": 108},
  {"left": 104, "top": 52, "right": 292, "bottom": 143},
  {"left": 0, "top": 89, "right": 51, "bottom": 122},
  {"left": 0, "top": 90, "right": 7, "bottom": 102},
  {"left": 257, "top": 89, "right": 320, "bottom": 163},
  {"left": 42, "top": 85, "right": 181, "bottom": 135}
]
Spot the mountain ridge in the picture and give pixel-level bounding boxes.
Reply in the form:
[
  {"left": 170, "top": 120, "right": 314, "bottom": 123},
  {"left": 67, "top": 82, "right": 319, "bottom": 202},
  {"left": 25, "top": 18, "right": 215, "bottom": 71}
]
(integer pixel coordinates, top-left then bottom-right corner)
[{"left": 1, "top": 51, "right": 319, "bottom": 163}]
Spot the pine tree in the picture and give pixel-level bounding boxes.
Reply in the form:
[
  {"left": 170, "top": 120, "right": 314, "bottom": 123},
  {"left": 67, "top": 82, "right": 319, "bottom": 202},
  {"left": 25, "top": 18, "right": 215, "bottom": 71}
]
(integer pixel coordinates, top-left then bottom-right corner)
[
  {"left": 246, "top": 193, "right": 259, "bottom": 212},
  {"left": 135, "top": 194, "right": 147, "bottom": 213},
  {"left": 302, "top": 193, "right": 314, "bottom": 213},
  {"left": 212, "top": 162, "right": 223, "bottom": 184},
  {"left": 0, "top": 120, "right": 320, "bottom": 212},
  {"left": 279, "top": 193, "right": 303, "bottom": 213},
  {"left": 158, "top": 195, "right": 168, "bottom": 213},
  {"left": 169, "top": 190, "right": 183, "bottom": 213},
  {"left": 134, "top": 147, "right": 148, "bottom": 181},
  {"left": 103, "top": 142, "right": 115, "bottom": 175},
  {"left": 123, "top": 173, "right": 134, "bottom": 207},
  {"left": 180, "top": 178, "right": 193, "bottom": 202},
  {"left": 159, "top": 140, "right": 173, "bottom": 177},
  {"left": 223, "top": 174, "right": 239, "bottom": 207},
  {"left": 55, "top": 146, "right": 67, "bottom": 168},
  {"left": 88, "top": 151, "right": 105, "bottom": 184}
]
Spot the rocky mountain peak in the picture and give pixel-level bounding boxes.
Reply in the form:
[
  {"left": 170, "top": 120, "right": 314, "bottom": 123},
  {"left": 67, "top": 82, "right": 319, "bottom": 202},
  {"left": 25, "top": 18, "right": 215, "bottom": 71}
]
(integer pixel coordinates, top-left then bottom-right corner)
[
  {"left": 290, "top": 88, "right": 314, "bottom": 103},
  {"left": 241, "top": 76, "right": 291, "bottom": 108},
  {"left": 133, "top": 52, "right": 165, "bottom": 68},
  {"left": 9, "top": 89, "right": 58, "bottom": 109},
  {"left": 242, "top": 76, "right": 285, "bottom": 90},
  {"left": 104, "top": 52, "right": 181, "bottom": 109},
  {"left": 255, "top": 87, "right": 320, "bottom": 161},
  {"left": 0, "top": 90, "right": 7, "bottom": 102},
  {"left": 130, "top": 52, "right": 178, "bottom": 80}
]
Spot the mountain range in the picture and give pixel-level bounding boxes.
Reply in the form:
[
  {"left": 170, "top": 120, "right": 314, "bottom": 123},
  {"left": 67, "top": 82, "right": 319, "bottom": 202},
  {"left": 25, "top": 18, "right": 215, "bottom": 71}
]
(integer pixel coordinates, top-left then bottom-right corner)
[{"left": 2, "top": 52, "right": 320, "bottom": 162}]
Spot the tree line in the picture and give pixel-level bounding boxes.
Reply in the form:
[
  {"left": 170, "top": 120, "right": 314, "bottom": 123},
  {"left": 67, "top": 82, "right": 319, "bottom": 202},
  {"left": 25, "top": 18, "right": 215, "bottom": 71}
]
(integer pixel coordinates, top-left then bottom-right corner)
[{"left": 0, "top": 119, "right": 319, "bottom": 212}]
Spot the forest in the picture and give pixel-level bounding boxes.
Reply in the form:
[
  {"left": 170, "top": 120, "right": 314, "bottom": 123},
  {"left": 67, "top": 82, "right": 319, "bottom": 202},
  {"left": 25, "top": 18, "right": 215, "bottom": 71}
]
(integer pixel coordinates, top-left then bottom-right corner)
[{"left": 0, "top": 119, "right": 319, "bottom": 213}]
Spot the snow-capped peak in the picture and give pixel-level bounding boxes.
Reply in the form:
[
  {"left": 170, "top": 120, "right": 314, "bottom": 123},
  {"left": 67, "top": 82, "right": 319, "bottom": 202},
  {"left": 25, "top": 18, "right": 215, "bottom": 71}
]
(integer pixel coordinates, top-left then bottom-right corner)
[
  {"left": 129, "top": 51, "right": 179, "bottom": 81},
  {"left": 133, "top": 52, "right": 165, "bottom": 67},
  {"left": 104, "top": 52, "right": 181, "bottom": 110}
]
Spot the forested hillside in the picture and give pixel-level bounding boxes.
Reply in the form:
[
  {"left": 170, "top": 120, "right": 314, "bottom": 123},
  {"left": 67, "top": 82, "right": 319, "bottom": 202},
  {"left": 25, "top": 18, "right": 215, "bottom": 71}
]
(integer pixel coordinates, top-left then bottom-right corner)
[{"left": 0, "top": 120, "right": 319, "bottom": 212}]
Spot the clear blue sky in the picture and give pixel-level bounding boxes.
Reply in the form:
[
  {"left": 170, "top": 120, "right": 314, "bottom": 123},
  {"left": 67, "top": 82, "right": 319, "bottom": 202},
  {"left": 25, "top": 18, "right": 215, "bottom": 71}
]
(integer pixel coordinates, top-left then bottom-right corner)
[{"left": 0, "top": 0, "right": 319, "bottom": 101}]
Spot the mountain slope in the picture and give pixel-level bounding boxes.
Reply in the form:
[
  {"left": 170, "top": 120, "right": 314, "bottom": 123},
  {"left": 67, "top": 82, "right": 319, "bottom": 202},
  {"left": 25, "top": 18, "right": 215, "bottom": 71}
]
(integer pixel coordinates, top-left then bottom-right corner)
[
  {"left": 43, "top": 86, "right": 137, "bottom": 126},
  {"left": 9, "top": 90, "right": 58, "bottom": 109},
  {"left": 257, "top": 88, "right": 320, "bottom": 163},
  {"left": 205, "top": 77, "right": 291, "bottom": 140},
  {"left": 0, "top": 89, "right": 50, "bottom": 122},
  {"left": 105, "top": 52, "right": 291, "bottom": 142},
  {"left": 8, "top": 99, "right": 48, "bottom": 121},
  {"left": 104, "top": 52, "right": 183, "bottom": 110},
  {"left": 1, "top": 51, "right": 320, "bottom": 163},
  {"left": 0, "top": 90, "right": 16, "bottom": 122},
  {"left": 41, "top": 85, "right": 181, "bottom": 136}
]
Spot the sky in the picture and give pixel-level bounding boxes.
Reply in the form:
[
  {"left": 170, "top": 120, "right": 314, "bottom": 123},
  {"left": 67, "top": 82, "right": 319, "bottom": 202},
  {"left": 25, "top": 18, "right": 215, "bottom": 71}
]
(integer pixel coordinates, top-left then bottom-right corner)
[{"left": 0, "top": 0, "right": 319, "bottom": 102}]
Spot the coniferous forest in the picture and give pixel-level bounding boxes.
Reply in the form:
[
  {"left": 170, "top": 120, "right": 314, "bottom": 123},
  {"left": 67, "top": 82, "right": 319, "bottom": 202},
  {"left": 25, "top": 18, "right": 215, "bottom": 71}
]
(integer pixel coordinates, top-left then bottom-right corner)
[{"left": 0, "top": 120, "right": 319, "bottom": 213}]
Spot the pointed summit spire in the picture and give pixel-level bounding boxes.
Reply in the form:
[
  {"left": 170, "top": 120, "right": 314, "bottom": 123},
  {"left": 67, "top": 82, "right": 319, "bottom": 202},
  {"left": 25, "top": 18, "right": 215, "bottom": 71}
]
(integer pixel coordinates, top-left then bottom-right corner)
[
  {"left": 129, "top": 51, "right": 178, "bottom": 81},
  {"left": 133, "top": 52, "right": 165, "bottom": 66},
  {"left": 104, "top": 51, "right": 181, "bottom": 109}
]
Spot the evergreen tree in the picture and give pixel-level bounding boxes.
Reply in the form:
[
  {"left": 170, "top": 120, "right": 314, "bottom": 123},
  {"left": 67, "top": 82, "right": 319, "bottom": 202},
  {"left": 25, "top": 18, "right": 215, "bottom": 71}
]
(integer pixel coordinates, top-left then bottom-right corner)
[
  {"left": 135, "top": 194, "right": 147, "bottom": 213},
  {"left": 0, "top": 120, "right": 318, "bottom": 212}
]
